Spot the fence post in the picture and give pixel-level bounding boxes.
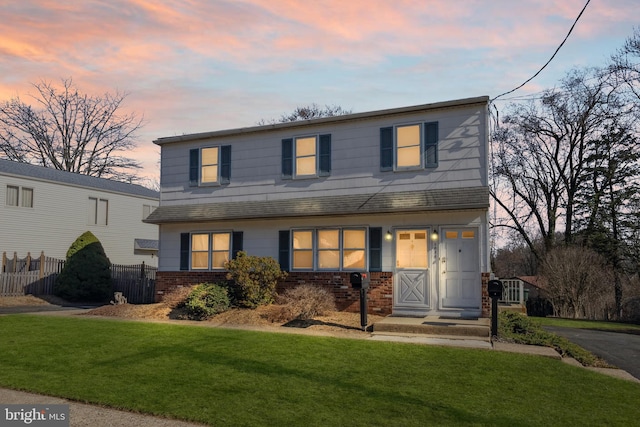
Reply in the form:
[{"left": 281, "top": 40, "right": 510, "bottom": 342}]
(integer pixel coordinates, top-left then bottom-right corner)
[
  {"left": 26, "top": 252, "right": 31, "bottom": 272},
  {"left": 141, "top": 261, "right": 146, "bottom": 279},
  {"left": 39, "top": 251, "right": 45, "bottom": 279},
  {"left": 2, "top": 252, "right": 6, "bottom": 273},
  {"left": 12, "top": 252, "right": 17, "bottom": 273}
]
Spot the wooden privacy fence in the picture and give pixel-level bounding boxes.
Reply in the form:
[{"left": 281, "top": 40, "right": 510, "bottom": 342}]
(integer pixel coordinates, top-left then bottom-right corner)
[{"left": 1, "top": 251, "right": 157, "bottom": 303}]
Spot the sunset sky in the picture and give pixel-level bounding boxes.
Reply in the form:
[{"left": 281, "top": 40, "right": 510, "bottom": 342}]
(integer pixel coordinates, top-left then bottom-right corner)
[{"left": 1, "top": 0, "right": 638, "bottom": 182}]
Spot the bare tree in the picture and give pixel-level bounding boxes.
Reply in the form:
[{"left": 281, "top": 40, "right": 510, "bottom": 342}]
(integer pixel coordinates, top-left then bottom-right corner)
[
  {"left": 258, "top": 103, "right": 352, "bottom": 125},
  {"left": 491, "top": 67, "right": 625, "bottom": 260},
  {"left": 541, "top": 245, "right": 613, "bottom": 319},
  {"left": 0, "top": 78, "right": 143, "bottom": 182}
]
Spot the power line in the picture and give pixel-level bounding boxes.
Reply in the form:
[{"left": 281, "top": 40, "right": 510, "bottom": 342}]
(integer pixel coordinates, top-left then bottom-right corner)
[{"left": 491, "top": 0, "right": 592, "bottom": 102}]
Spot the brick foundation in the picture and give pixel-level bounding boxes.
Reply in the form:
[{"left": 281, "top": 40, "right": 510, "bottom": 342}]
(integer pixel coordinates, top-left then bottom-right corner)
[
  {"left": 155, "top": 271, "right": 491, "bottom": 318},
  {"left": 481, "top": 272, "right": 491, "bottom": 317},
  {"left": 155, "top": 271, "right": 394, "bottom": 315}
]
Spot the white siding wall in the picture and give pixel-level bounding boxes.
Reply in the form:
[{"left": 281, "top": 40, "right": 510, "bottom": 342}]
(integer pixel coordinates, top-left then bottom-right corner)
[
  {"left": 159, "top": 103, "right": 487, "bottom": 205},
  {"left": 158, "top": 210, "right": 489, "bottom": 273},
  {"left": 1, "top": 174, "right": 158, "bottom": 266}
]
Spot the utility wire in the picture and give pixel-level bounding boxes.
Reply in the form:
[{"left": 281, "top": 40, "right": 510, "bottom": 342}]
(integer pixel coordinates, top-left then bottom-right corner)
[{"left": 491, "top": 0, "right": 592, "bottom": 102}]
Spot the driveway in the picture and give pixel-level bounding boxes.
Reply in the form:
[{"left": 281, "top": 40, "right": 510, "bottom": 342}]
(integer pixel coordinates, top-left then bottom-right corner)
[{"left": 544, "top": 326, "right": 640, "bottom": 380}]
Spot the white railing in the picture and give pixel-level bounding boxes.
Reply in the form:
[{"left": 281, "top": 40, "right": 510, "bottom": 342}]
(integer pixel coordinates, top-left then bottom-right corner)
[{"left": 499, "top": 279, "right": 524, "bottom": 304}]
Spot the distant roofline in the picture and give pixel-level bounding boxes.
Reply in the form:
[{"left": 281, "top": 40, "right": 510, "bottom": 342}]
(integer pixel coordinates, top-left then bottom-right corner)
[
  {"left": 0, "top": 158, "right": 159, "bottom": 200},
  {"left": 154, "top": 96, "right": 490, "bottom": 145}
]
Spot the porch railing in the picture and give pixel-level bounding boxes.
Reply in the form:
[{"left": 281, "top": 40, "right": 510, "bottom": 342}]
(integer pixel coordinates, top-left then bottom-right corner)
[{"left": 498, "top": 278, "right": 525, "bottom": 305}]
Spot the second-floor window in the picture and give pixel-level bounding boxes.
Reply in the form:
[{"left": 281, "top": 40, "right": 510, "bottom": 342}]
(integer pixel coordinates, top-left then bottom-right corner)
[
  {"left": 282, "top": 134, "right": 331, "bottom": 179},
  {"left": 189, "top": 145, "right": 231, "bottom": 186},
  {"left": 88, "top": 197, "right": 108, "bottom": 225},
  {"left": 6, "top": 185, "right": 33, "bottom": 208},
  {"left": 380, "top": 121, "right": 439, "bottom": 171}
]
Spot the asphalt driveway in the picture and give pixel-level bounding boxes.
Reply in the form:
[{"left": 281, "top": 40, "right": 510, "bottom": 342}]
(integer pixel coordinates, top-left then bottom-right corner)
[{"left": 544, "top": 326, "right": 640, "bottom": 380}]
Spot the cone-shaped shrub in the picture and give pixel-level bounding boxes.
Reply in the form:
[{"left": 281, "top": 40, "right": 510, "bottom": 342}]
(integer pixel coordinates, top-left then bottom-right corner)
[{"left": 54, "top": 231, "right": 112, "bottom": 302}]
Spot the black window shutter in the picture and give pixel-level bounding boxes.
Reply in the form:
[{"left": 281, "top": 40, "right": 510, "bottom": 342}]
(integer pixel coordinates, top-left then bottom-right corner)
[
  {"left": 424, "top": 121, "right": 439, "bottom": 167},
  {"left": 319, "top": 134, "right": 331, "bottom": 176},
  {"left": 282, "top": 139, "right": 293, "bottom": 179},
  {"left": 232, "top": 231, "right": 243, "bottom": 259},
  {"left": 189, "top": 149, "right": 199, "bottom": 186},
  {"left": 278, "top": 230, "right": 290, "bottom": 271},
  {"left": 220, "top": 145, "right": 231, "bottom": 184},
  {"left": 180, "top": 233, "right": 190, "bottom": 270},
  {"left": 369, "top": 228, "right": 382, "bottom": 272},
  {"left": 380, "top": 127, "right": 393, "bottom": 171}
]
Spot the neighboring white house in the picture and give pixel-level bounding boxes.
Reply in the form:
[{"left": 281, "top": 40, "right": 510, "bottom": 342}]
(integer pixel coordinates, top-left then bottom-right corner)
[
  {"left": 146, "top": 96, "right": 492, "bottom": 317},
  {"left": 1, "top": 159, "right": 159, "bottom": 266}
]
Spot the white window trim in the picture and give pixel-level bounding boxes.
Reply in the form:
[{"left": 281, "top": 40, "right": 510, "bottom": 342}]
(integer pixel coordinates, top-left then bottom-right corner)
[
  {"left": 199, "top": 146, "right": 221, "bottom": 186},
  {"left": 293, "top": 135, "right": 319, "bottom": 179},
  {"left": 291, "top": 227, "right": 368, "bottom": 272},
  {"left": 394, "top": 123, "right": 423, "bottom": 171},
  {"left": 5, "top": 185, "right": 33, "bottom": 208},
  {"left": 88, "top": 197, "right": 108, "bottom": 226},
  {"left": 190, "top": 231, "right": 232, "bottom": 271}
]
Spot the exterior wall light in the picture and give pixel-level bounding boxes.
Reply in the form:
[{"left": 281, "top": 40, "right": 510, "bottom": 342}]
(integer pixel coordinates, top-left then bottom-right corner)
[
  {"left": 385, "top": 230, "right": 393, "bottom": 241},
  {"left": 431, "top": 230, "right": 439, "bottom": 241}
]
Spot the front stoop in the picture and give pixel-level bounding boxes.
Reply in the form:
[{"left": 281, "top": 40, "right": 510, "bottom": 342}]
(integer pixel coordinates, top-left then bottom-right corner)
[{"left": 372, "top": 316, "right": 491, "bottom": 341}]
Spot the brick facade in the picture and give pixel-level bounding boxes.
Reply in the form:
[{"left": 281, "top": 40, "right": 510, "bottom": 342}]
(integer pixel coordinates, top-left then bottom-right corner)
[
  {"left": 155, "top": 271, "right": 490, "bottom": 317},
  {"left": 156, "top": 271, "right": 394, "bottom": 315},
  {"left": 481, "top": 272, "right": 491, "bottom": 317}
]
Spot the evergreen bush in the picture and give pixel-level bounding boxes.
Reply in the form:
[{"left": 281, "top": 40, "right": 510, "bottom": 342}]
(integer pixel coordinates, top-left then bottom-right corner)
[
  {"left": 184, "top": 282, "right": 230, "bottom": 320},
  {"left": 54, "top": 231, "right": 112, "bottom": 302},
  {"left": 225, "top": 251, "right": 287, "bottom": 308}
]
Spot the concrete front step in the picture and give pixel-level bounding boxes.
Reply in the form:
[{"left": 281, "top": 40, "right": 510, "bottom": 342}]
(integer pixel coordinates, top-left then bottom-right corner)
[{"left": 373, "top": 315, "right": 491, "bottom": 339}]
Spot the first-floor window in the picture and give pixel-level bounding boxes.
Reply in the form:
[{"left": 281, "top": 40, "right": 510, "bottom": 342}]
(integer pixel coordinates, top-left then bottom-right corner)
[
  {"left": 292, "top": 228, "right": 367, "bottom": 270},
  {"left": 191, "top": 232, "right": 231, "bottom": 270}
]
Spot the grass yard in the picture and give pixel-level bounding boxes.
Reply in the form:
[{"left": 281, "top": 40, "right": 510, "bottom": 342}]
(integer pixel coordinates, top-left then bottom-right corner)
[
  {"left": 0, "top": 315, "right": 638, "bottom": 426},
  {"left": 534, "top": 316, "right": 640, "bottom": 334}
]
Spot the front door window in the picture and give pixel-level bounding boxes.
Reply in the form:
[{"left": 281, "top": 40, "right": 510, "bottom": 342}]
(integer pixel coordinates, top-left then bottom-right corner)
[{"left": 396, "top": 230, "right": 428, "bottom": 268}]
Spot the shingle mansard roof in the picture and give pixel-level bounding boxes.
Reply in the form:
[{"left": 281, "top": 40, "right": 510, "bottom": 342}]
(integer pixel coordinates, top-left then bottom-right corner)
[
  {"left": 0, "top": 158, "right": 159, "bottom": 199},
  {"left": 145, "top": 187, "right": 490, "bottom": 224}
]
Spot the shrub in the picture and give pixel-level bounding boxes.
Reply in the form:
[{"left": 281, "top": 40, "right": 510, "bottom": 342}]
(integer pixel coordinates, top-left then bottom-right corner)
[
  {"left": 225, "top": 252, "right": 287, "bottom": 308},
  {"left": 277, "top": 284, "right": 337, "bottom": 321},
  {"left": 54, "top": 231, "right": 111, "bottom": 302},
  {"left": 498, "top": 311, "right": 606, "bottom": 366},
  {"left": 184, "top": 283, "right": 230, "bottom": 320}
]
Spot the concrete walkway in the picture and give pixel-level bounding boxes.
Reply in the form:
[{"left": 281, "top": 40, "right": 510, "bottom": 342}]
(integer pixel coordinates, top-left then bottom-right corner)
[{"left": 1, "top": 307, "right": 638, "bottom": 426}]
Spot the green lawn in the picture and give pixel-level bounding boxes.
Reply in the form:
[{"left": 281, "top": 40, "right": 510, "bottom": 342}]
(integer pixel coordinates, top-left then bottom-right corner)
[
  {"left": 0, "top": 315, "right": 638, "bottom": 426},
  {"left": 534, "top": 316, "right": 640, "bottom": 334}
]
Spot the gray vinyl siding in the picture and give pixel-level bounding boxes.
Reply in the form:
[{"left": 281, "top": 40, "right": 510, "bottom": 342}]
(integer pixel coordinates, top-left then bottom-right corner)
[
  {"left": 158, "top": 102, "right": 488, "bottom": 206},
  {"left": 157, "top": 210, "right": 489, "bottom": 273},
  {"left": 0, "top": 173, "right": 159, "bottom": 265}
]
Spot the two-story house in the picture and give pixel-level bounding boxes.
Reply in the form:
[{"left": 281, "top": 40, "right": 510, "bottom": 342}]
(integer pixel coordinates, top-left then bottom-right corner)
[
  {"left": 1, "top": 159, "right": 159, "bottom": 266},
  {"left": 145, "top": 96, "right": 492, "bottom": 317}
]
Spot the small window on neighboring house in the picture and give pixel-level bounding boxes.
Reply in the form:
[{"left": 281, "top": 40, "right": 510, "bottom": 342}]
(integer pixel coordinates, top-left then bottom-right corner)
[
  {"left": 189, "top": 145, "right": 231, "bottom": 186},
  {"left": 380, "top": 121, "right": 439, "bottom": 171},
  {"left": 88, "top": 197, "right": 108, "bottom": 225},
  {"left": 21, "top": 188, "right": 33, "bottom": 208},
  {"left": 6, "top": 185, "right": 19, "bottom": 206},
  {"left": 6, "top": 185, "right": 33, "bottom": 208},
  {"left": 282, "top": 135, "right": 331, "bottom": 179},
  {"left": 142, "top": 204, "right": 157, "bottom": 220}
]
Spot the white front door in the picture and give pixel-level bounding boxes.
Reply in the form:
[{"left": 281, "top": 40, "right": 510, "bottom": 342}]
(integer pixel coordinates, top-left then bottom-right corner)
[
  {"left": 394, "top": 229, "right": 430, "bottom": 311},
  {"left": 440, "top": 228, "right": 481, "bottom": 309}
]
